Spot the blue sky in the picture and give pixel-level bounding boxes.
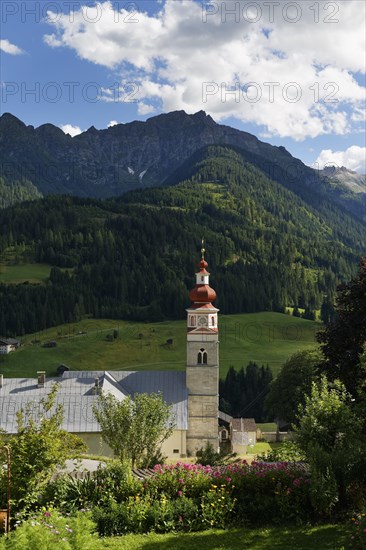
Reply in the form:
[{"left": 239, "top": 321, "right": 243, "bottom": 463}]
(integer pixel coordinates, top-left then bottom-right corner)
[{"left": 1, "top": 0, "right": 365, "bottom": 172}]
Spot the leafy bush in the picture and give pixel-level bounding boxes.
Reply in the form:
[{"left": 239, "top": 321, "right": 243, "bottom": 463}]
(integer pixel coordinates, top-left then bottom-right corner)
[
  {"left": 93, "top": 494, "right": 200, "bottom": 536},
  {"left": 146, "top": 463, "right": 212, "bottom": 500},
  {"left": 223, "top": 461, "right": 312, "bottom": 525},
  {"left": 43, "top": 461, "right": 142, "bottom": 512},
  {"left": 39, "top": 460, "right": 315, "bottom": 536},
  {"left": 4, "top": 508, "right": 98, "bottom": 550},
  {"left": 92, "top": 461, "right": 313, "bottom": 535},
  {"left": 257, "top": 441, "right": 305, "bottom": 462},
  {"left": 200, "top": 484, "right": 236, "bottom": 529}
]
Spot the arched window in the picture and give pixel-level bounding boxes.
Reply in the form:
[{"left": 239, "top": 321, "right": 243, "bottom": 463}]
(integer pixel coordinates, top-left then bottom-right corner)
[
  {"left": 221, "top": 429, "right": 228, "bottom": 440},
  {"left": 190, "top": 315, "right": 195, "bottom": 326},
  {"left": 198, "top": 348, "right": 208, "bottom": 364},
  {"left": 211, "top": 316, "right": 215, "bottom": 326},
  {"left": 201, "top": 275, "right": 204, "bottom": 282}
]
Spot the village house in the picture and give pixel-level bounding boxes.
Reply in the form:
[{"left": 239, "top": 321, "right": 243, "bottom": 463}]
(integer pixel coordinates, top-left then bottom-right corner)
[{"left": 0, "top": 338, "right": 20, "bottom": 355}]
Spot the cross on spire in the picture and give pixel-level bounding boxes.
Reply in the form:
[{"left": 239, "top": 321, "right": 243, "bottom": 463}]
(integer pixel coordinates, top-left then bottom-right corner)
[{"left": 201, "top": 238, "right": 205, "bottom": 260}]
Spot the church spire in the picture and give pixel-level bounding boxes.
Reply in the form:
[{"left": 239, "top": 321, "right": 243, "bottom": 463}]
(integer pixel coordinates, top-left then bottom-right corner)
[
  {"left": 186, "top": 244, "right": 219, "bottom": 455},
  {"left": 189, "top": 243, "right": 216, "bottom": 305}
]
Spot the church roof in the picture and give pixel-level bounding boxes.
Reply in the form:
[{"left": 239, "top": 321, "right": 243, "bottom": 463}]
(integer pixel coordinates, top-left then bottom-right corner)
[{"left": 0, "top": 370, "right": 188, "bottom": 433}]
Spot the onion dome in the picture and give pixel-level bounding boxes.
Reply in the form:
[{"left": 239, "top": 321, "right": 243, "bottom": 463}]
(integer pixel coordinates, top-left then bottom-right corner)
[
  {"left": 189, "top": 244, "right": 217, "bottom": 304},
  {"left": 189, "top": 283, "right": 216, "bottom": 304}
]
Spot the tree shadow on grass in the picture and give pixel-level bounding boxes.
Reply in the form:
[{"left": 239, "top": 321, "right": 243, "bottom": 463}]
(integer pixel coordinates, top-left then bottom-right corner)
[{"left": 120, "top": 525, "right": 349, "bottom": 550}]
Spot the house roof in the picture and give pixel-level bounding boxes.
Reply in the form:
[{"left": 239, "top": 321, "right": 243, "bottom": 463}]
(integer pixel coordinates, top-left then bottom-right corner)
[
  {"left": 0, "top": 370, "right": 188, "bottom": 434},
  {"left": 0, "top": 338, "right": 20, "bottom": 345},
  {"left": 231, "top": 418, "right": 257, "bottom": 432}
]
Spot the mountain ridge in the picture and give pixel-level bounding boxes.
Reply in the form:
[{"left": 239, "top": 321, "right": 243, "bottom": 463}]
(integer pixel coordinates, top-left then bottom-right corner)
[{"left": 0, "top": 111, "right": 365, "bottom": 220}]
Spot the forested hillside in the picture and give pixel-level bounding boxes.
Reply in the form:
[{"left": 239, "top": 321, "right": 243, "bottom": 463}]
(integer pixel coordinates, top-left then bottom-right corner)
[
  {"left": 0, "top": 146, "right": 364, "bottom": 336},
  {"left": 0, "top": 176, "right": 42, "bottom": 208}
]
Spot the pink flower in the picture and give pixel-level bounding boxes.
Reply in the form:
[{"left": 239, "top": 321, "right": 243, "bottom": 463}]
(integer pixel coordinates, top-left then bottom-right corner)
[
  {"left": 178, "top": 491, "right": 183, "bottom": 497},
  {"left": 44, "top": 512, "right": 51, "bottom": 517}
]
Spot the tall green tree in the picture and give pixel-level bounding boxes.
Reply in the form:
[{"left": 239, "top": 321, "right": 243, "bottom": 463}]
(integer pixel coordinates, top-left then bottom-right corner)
[
  {"left": 219, "top": 362, "right": 272, "bottom": 421},
  {"left": 317, "top": 258, "right": 366, "bottom": 397},
  {"left": 265, "top": 349, "right": 322, "bottom": 425},
  {"left": 93, "top": 392, "right": 175, "bottom": 468}
]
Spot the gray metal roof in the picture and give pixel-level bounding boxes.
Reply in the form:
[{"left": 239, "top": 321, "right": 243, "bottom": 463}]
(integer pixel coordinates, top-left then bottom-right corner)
[
  {"left": 0, "top": 371, "right": 188, "bottom": 433},
  {"left": 231, "top": 418, "right": 257, "bottom": 432}
]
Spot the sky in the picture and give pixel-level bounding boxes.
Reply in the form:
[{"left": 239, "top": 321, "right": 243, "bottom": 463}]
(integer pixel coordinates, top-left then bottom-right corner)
[{"left": 1, "top": 0, "right": 365, "bottom": 172}]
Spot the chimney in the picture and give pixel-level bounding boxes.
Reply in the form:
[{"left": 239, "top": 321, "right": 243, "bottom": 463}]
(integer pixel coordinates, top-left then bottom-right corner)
[
  {"left": 37, "top": 371, "right": 46, "bottom": 388},
  {"left": 0, "top": 374, "right": 3, "bottom": 389}
]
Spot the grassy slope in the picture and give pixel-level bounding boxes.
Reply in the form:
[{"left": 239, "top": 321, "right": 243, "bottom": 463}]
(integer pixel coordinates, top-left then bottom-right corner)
[
  {"left": 0, "top": 313, "right": 320, "bottom": 378},
  {"left": 0, "top": 263, "right": 51, "bottom": 283},
  {"left": 96, "top": 525, "right": 350, "bottom": 550}
]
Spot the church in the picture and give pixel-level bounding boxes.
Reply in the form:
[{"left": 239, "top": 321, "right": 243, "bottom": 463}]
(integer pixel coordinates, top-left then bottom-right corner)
[{"left": 0, "top": 249, "right": 221, "bottom": 458}]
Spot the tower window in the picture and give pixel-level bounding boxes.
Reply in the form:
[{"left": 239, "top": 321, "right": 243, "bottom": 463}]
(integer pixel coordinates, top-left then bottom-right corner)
[
  {"left": 190, "top": 315, "right": 196, "bottom": 326},
  {"left": 211, "top": 316, "right": 215, "bottom": 326},
  {"left": 198, "top": 348, "right": 208, "bottom": 364},
  {"left": 201, "top": 275, "right": 204, "bottom": 282}
]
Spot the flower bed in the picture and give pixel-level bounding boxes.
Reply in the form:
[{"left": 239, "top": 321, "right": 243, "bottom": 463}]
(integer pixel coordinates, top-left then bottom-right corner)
[
  {"left": 350, "top": 511, "right": 366, "bottom": 549},
  {"left": 90, "top": 461, "right": 313, "bottom": 536}
]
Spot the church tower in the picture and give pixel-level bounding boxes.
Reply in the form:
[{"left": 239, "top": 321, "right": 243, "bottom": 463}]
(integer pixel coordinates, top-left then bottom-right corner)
[{"left": 186, "top": 243, "right": 219, "bottom": 455}]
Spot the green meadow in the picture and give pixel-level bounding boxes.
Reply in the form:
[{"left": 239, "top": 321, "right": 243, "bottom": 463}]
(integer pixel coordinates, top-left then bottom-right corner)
[
  {"left": 0, "top": 312, "right": 320, "bottom": 379},
  {"left": 0, "top": 262, "right": 52, "bottom": 284}
]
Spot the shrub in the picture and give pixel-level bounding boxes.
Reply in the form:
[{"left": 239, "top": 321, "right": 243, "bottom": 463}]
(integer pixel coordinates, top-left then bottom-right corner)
[
  {"left": 93, "top": 494, "right": 201, "bottom": 536},
  {"left": 200, "top": 484, "right": 236, "bottom": 529},
  {"left": 93, "top": 496, "right": 154, "bottom": 536},
  {"left": 93, "top": 461, "right": 313, "bottom": 535},
  {"left": 221, "top": 461, "right": 313, "bottom": 525},
  {"left": 5, "top": 508, "right": 98, "bottom": 550},
  {"left": 257, "top": 441, "right": 305, "bottom": 462},
  {"left": 43, "top": 461, "right": 141, "bottom": 512},
  {"left": 171, "top": 496, "right": 200, "bottom": 532},
  {"left": 147, "top": 463, "right": 212, "bottom": 500}
]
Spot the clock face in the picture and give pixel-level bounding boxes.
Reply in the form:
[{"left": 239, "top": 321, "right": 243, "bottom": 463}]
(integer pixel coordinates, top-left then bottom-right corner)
[{"left": 198, "top": 316, "right": 208, "bottom": 326}]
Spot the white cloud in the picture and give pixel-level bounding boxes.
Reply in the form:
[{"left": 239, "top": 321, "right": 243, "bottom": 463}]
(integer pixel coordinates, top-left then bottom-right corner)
[
  {"left": 44, "top": 0, "right": 365, "bottom": 140},
  {"left": 314, "top": 146, "right": 366, "bottom": 173},
  {"left": 137, "top": 103, "right": 156, "bottom": 115},
  {"left": 60, "top": 124, "right": 83, "bottom": 137},
  {"left": 108, "top": 120, "right": 119, "bottom": 127},
  {"left": 0, "top": 39, "right": 24, "bottom": 55}
]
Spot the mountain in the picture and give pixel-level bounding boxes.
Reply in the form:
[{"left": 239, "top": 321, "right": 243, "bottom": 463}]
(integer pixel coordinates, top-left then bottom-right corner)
[
  {"left": 320, "top": 166, "right": 366, "bottom": 194},
  {"left": 0, "top": 111, "right": 365, "bottom": 220},
  {"left": 0, "top": 145, "right": 364, "bottom": 336}
]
